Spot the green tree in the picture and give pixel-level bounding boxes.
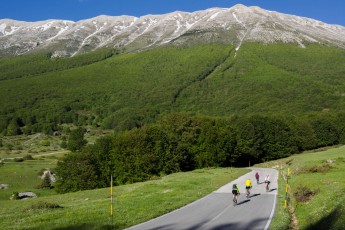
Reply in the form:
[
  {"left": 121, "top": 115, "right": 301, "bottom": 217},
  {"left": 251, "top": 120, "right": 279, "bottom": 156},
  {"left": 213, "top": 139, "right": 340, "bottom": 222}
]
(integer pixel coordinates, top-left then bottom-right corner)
[
  {"left": 88, "top": 136, "right": 115, "bottom": 187},
  {"left": 6, "top": 119, "right": 22, "bottom": 136},
  {"left": 235, "top": 115, "right": 298, "bottom": 165},
  {"left": 287, "top": 118, "right": 318, "bottom": 151},
  {"left": 55, "top": 152, "right": 99, "bottom": 193},
  {"left": 67, "top": 127, "right": 87, "bottom": 151},
  {"left": 39, "top": 173, "right": 52, "bottom": 189},
  {"left": 310, "top": 115, "right": 340, "bottom": 147}
]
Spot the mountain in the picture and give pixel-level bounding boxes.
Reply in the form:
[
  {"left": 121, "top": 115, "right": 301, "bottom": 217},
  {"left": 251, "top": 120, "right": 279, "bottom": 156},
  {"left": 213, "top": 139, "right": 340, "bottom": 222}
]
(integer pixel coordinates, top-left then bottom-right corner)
[
  {"left": 1, "top": 4, "right": 345, "bottom": 57},
  {"left": 1, "top": 4, "right": 345, "bottom": 136}
]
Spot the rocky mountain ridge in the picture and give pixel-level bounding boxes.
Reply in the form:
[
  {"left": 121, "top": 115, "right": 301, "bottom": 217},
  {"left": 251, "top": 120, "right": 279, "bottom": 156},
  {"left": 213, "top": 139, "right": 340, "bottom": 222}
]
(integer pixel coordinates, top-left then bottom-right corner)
[{"left": 1, "top": 4, "right": 345, "bottom": 57}]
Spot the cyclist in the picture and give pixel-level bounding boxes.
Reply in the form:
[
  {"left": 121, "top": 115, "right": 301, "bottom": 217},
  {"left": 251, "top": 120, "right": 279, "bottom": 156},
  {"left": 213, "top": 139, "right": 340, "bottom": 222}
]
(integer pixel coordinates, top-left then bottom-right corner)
[
  {"left": 255, "top": 172, "right": 259, "bottom": 184},
  {"left": 265, "top": 175, "right": 270, "bottom": 192},
  {"left": 232, "top": 184, "right": 240, "bottom": 206},
  {"left": 245, "top": 179, "right": 252, "bottom": 198}
]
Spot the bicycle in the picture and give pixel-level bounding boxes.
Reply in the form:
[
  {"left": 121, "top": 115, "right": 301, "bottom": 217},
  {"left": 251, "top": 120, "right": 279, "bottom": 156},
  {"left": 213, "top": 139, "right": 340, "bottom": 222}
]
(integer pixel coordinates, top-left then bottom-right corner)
[
  {"left": 246, "top": 188, "right": 251, "bottom": 199},
  {"left": 266, "top": 181, "right": 270, "bottom": 192},
  {"left": 255, "top": 172, "right": 260, "bottom": 184},
  {"left": 233, "top": 197, "right": 237, "bottom": 206},
  {"left": 233, "top": 193, "right": 240, "bottom": 206},
  {"left": 232, "top": 184, "right": 240, "bottom": 206}
]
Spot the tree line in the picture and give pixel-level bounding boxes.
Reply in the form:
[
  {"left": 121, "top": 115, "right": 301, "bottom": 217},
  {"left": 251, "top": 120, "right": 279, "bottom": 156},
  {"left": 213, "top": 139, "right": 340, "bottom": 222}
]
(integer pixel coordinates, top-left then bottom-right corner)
[{"left": 55, "top": 111, "right": 345, "bottom": 193}]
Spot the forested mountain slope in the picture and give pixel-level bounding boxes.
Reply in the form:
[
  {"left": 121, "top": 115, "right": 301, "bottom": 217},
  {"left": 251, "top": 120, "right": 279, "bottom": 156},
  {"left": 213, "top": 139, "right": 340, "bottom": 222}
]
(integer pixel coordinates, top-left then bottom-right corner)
[{"left": 0, "top": 42, "right": 345, "bottom": 135}]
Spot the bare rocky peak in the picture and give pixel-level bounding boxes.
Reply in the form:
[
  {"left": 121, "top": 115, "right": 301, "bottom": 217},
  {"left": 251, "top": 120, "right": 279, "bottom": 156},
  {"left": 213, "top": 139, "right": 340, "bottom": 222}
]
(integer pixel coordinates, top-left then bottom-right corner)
[{"left": 0, "top": 4, "right": 344, "bottom": 57}]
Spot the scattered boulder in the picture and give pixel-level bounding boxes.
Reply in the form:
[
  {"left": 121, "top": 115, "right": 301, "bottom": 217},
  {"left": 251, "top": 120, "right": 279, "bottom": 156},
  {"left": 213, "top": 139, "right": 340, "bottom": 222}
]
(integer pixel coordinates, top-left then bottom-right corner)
[
  {"left": 41, "top": 169, "right": 56, "bottom": 183},
  {"left": 0, "top": 184, "right": 9, "bottom": 189},
  {"left": 53, "top": 131, "right": 61, "bottom": 136},
  {"left": 19, "top": 192, "right": 37, "bottom": 199},
  {"left": 326, "top": 159, "right": 335, "bottom": 164},
  {"left": 11, "top": 192, "right": 37, "bottom": 200}
]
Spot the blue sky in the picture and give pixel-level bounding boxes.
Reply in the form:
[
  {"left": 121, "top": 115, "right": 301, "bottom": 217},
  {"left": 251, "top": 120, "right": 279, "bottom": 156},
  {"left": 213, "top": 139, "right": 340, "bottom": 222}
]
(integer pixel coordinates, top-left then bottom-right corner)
[{"left": 1, "top": 0, "right": 345, "bottom": 26}]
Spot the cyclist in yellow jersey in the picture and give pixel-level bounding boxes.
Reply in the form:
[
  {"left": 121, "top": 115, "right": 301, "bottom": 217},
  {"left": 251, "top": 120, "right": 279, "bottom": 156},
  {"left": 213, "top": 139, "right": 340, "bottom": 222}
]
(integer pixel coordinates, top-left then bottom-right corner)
[{"left": 245, "top": 179, "right": 252, "bottom": 198}]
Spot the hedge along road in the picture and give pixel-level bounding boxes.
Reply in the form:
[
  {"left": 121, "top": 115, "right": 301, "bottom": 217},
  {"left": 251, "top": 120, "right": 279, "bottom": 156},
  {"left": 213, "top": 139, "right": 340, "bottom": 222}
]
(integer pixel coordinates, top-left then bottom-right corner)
[{"left": 126, "top": 168, "right": 278, "bottom": 230}]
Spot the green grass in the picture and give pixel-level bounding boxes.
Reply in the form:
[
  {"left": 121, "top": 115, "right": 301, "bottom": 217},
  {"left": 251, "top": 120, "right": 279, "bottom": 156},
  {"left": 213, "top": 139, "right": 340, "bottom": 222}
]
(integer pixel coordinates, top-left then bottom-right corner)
[
  {"left": 256, "top": 145, "right": 345, "bottom": 230},
  {"left": 0, "top": 164, "right": 249, "bottom": 230},
  {"left": 0, "top": 159, "right": 58, "bottom": 201},
  {"left": 1, "top": 145, "right": 345, "bottom": 229}
]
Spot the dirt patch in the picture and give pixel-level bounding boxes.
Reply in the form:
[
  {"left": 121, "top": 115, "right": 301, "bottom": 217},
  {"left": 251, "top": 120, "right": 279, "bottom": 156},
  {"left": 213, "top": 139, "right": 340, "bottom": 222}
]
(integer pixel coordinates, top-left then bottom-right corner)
[
  {"left": 296, "top": 163, "right": 333, "bottom": 175},
  {"left": 294, "top": 186, "right": 317, "bottom": 202},
  {"left": 288, "top": 204, "right": 299, "bottom": 230}
]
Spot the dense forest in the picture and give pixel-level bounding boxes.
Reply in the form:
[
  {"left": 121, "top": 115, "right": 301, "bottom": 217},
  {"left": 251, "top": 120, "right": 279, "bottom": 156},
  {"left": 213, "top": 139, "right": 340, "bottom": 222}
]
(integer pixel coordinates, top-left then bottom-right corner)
[{"left": 55, "top": 111, "right": 345, "bottom": 193}]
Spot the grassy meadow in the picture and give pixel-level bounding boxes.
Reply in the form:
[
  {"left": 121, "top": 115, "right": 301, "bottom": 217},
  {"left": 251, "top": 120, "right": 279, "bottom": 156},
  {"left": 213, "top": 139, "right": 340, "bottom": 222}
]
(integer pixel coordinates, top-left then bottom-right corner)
[
  {"left": 257, "top": 145, "right": 345, "bottom": 230},
  {"left": 0, "top": 158, "right": 58, "bottom": 201},
  {"left": 0, "top": 159, "right": 249, "bottom": 230}
]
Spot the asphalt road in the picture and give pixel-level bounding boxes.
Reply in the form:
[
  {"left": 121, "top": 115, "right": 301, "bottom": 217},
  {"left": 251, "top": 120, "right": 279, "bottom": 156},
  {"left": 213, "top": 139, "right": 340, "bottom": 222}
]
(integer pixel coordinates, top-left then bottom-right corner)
[{"left": 126, "top": 168, "right": 278, "bottom": 230}]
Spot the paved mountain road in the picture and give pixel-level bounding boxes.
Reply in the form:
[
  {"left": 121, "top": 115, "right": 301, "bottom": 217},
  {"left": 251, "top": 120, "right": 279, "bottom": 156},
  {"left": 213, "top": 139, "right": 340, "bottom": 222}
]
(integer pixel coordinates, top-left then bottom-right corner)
[{"left": 126, "top": 168, "right": 278, "bottom": 230}]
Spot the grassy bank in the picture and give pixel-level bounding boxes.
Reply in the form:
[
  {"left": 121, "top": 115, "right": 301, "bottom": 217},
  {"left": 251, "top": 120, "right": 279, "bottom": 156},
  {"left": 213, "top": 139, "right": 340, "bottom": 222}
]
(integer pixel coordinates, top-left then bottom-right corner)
[
  {"left": 0, "top": 163, "right": 249, "bottom": 230},
  {"left": 2, "top": 145, "right": 345, "bottom": 229},
  {"left": 256, "top": 145, "right": 345, "bottom": 230}
]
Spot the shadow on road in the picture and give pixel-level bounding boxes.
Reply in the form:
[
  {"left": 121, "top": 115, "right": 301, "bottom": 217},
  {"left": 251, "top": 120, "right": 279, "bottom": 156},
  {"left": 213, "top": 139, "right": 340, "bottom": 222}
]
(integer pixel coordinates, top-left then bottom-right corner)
[
  {"left": 237, "top": 199, "right": 250, "bottom": 205},
  {"left": 268, "top": 188, "right": 277, "bottom": 192},
  {"left": 249, "top": 193, "right": 261, "bottom": 198},
  {"left": 130, "top": 220, "right": 211, "bottom": 230}
]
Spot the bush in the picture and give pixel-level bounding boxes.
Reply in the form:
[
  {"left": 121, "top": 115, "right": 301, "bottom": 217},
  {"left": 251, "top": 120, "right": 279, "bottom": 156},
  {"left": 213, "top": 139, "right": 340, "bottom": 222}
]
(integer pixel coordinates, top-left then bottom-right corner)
[
  {"left": 60, "top": 140, "right": 67, "bottom": 148},
  {"left": 23, "top": 154, "right": 33, "bottom": 160},
  {"left": 38, "top": 173, "right": 52, "bottom": 189},
  {"left": 27, "top": 201, "right": 62, "bottom": 210},
  {"left": 41, "top": 140, "right": 50, "bottom": 147},
  {"left": 10, "top": 192, "right": 20, "bottom": 200},
  {"left": 13, "top": 157, "right": 24, "bottom": 162}
]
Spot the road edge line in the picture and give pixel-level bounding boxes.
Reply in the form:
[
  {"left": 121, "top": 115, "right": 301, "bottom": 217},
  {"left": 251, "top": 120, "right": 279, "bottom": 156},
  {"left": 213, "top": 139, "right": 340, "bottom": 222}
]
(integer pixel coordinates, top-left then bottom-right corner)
[{"left": 264, "top": 169, "right": 278, "bottom": 230}]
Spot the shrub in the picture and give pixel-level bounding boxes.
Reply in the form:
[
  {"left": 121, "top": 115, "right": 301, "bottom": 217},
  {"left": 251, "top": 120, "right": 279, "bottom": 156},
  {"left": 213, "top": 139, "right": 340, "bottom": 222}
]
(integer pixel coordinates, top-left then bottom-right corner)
[
  {"left": 23, "top": 154, "right": 33, "bottom": 160},
  {"left": 10, "top": 192, "right": 20, "bottom": 200},
  {"left": 41, "top": 140, "right": 50, "bottom": 147},
  {"left": 38, "top": 173, "right": 52, "bottom": 189},
  {"left": 27, "top": 201, "right": 62, "bottom": 210},
  {"left": 60, "top": 140, "right": 67, "bottom": 148},
  {"left": 13, "top": 157, "right": 24, "bottom": 162}
]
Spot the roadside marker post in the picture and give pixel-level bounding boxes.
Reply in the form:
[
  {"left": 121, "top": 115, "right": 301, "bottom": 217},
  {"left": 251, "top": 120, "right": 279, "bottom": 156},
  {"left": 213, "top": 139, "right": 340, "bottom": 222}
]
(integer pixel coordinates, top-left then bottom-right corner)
[
  {"left": 110, "top": 175, "right": 113, "bottom": 226},
  {"left": 284, "top": 168, "right": 290, "bottom": 209}
]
